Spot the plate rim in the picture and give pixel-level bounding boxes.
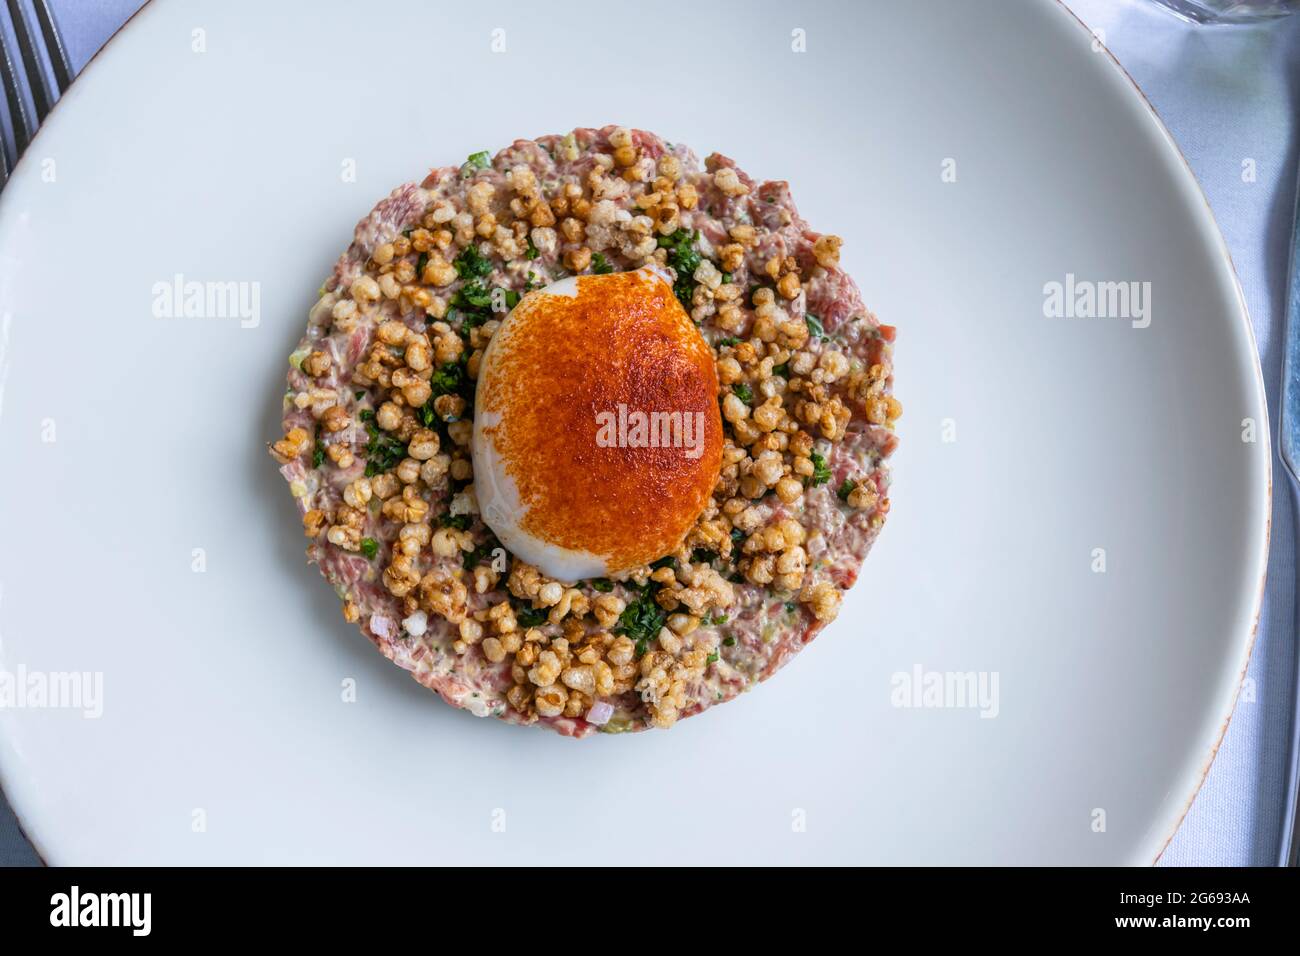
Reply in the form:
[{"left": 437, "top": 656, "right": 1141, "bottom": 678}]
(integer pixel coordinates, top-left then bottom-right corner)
[{"left": 1052, "top": 0, "right": 1273, "bottom": 864}]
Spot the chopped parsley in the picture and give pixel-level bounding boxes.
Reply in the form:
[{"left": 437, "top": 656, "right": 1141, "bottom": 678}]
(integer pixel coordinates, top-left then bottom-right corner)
[
  {"left": 650, "top": 555, "right": 677, "bottom": 570},
  {"left": 702, "top": 613, "right": 728, "bottom": 626},
  {"left": 785, "top": 601, "right": 797, "bottom": 613},
  {"left": 454, "top": 245, "right": 493, "bottom": 279},
  {"left": 525, "top": 236, "right": 540, "bottom": 260},
  {"left": 440, "top": 513, "right": 471, "bottom": 531},
  {"left": 808, "top": 451, "right": 832, "bottom": 487},
  {"left": 613, "top": 583, "right": 668, "bottom": 657},
  {"left": 515, "top": 604, "right": 548, "bottom": 627},
  {"left": 359, "top": 538, "right": 379, "bottom": 559},
  {"left": 462, "top": 535, "right": 503, "bottom": 571},
  {"left": 419, "top": 349, "right": 476, "bottom": 427},
  {"left": 658, "top": 228, "right": 702, "bottom": 308},
  {"left": 311, "top": 428, "right": 325, "bottom": 469},
  {"left": 706, "top": 652, "right": 719, "bottom": 665},
  {"left": 429, "top": 362, "right": 464, "bottom": 398},
  {"left": 363, "top": 419, "right": 407, "bottom": 477},
  {"left": 773, "top": 361, "right": 790, "bottom": 378},
  {"left": 730, "top": 527, "right": 745, "bottom": 551},
  {"left": 722, "top": 635, "right": 737, "bottom": 647},
  {"left": 837, "top": 478, "right": 857, "bottom": 501},
  {"left": 464, "top": 150, "right": 491, "bottom": 170},
  {"left": 588, "top": 578, "right": 614, "bottom": 593},
  {"left": 416, "top": 251, "right": 428, "bottom": 280},
  {"left": 731, "top": 382, "right": 753, "bottom": 403},
  {"left": 448, "top": 279, "right": 493, "bottom": 333},
  {"left": 523, "top": 271, "right": 541, "bottom": 292},
  {"left": 590, "top": 252, "right": 614, "bottom": 274},
  {"left": 716, "top": 337, "right": 740, "bottom": 348},
  {"left": 452, "top": 278, "right": 492, "bottom": 309},
  {"left": 805, "top": 312, "right": 826, "bottom": 340}
]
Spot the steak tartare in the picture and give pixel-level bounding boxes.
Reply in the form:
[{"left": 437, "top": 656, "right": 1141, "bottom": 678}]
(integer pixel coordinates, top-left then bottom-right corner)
[{"left": 269, "top": 126, "right": 900, "bottom": 736}]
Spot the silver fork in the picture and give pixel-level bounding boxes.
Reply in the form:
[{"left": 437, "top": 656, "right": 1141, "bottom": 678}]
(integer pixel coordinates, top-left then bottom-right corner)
[{"left": 0, "top": 0, "right": 72, "bottom": 188}]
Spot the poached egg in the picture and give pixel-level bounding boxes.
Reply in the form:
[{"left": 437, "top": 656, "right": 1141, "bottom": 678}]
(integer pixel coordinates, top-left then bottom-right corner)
[{"left": 472, "top": 267, "right": 723, "bottom": 581}]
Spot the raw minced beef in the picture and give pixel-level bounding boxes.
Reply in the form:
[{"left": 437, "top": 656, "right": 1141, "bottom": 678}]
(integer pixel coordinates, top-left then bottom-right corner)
[{"left": 269, "top": 126, "right": 899, "bottom": 737}]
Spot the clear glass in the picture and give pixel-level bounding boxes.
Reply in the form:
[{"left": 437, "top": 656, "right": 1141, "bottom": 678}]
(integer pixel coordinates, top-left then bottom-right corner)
[{"left": 1149, "top": 0, "right": 1298, "bottom": 22}]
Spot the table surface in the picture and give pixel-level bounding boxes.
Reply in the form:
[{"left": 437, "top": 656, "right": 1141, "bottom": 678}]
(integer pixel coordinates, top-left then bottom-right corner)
[{"left": 0, "top": 0, "right": 1296, "bottom": 866}]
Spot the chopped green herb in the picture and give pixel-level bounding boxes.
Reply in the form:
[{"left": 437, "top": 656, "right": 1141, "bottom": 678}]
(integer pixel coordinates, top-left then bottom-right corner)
[
  {"left": 402, "top": 228, "right": 413, "bottom": 238},
  {"left": 525, "top": 236, "right": 540, "bottom": 260},
  {"left": 702, "top": 613, "right": 728, "bottom": 626},
  {"left": 429, "top": 362, "right": 463, "bottom": 397},
  {"left": 837, "top": 478, "right": 857, "bottom": 501},
  {"left": 731, "top": 382, "right": 753, "bottom": 403},
  {"left": 650, "top": 555, "right": 677, "bottom": 570},
  {"left": 465, "top": 150, "right": 491, "bottom": 170},
  {"left": 453, "top": 278, "right": 492, "bottom": 309},
  {"left": 447, "top": 274, "right": 496, "bottom": 335},
  {"left": 363, "top": 420, "right": 407, "bottom": 477},
  {"left": 720, "top": 272, "right": 732, "bottom": 283},
  {"left": 706, "top": 652, "right": 719, "bottom": 664},
  {"left": 805, "top": 313, "right": 826, "bottom": 340},
  {"left": 454, "top": 245, "right": 493, "bottom": 279},
  {"left": 691, "top": 548, "right": 717, "bottom": 564},
  {"left": 516, "top": 604, "right": 548, "bottom": 627},
  {"left": 311, "top": 428, "right": 325, "bottom": 469},
  {"left": 809, "top": 451, "right": 832, "bottom": 487},
  {"left": 590, "top": 252, "right": 614, "bottom": 274},
  {"left": 354, "top": 390, "right": 366, "bottom": 400},
  {"left": 462, "top": 534, "right": 503, "bottom": 571},
  {"left": 416, "top": 251, "right": 428, "bottom": 279},
  {"left": 785, "top": 601, "right": 797, "bottom": 613},
  {"left": 730, "top": 527, "right": 745, "bottom": 550},
  {"left": 717, "top": 336, "right": 740, "bottom": 348},
  {"left": 360, "top": 538, "right": 379, "bottom": 559},
  {"left": 523, "top": 271, "right": 541, "bottom": 292},
  {"left": 440, "top": 513, "right": 471, "bottom": 531},
  {"left": 502, "top": 288, "right": 521, "bottom": 309},
  {"left": 614, "top": 585, "right": 667, "bottom": 657},
  {"left": 588, "top": 578, "right": 614, "bottom": 593},
  {"left": 773, "top": 362, "right": 790, "bottom": 378},
  {"left": 658, "top": 228, "right": 702, "bottom": 307},
  {"left": 722, "top": 636, "right": 737, "bottom": 647}
]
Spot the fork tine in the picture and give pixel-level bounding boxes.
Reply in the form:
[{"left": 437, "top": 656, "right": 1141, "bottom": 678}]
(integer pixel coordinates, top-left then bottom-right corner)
[
  {"left": 30, "top": 0, "right": 68, "bottom": 92},
  {"left": 0, "top": 17, "right": 33, "bottom": 157},
  {"left": 0, "top": 118, "right": 9, "bottom": 187},
  {"left": 5, "top": 0, "right": 55, "bottom": 121}
]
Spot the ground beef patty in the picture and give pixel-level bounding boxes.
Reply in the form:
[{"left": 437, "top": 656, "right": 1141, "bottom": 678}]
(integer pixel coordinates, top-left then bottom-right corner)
[{"left": 269, "top": 126, "right": 900, "bottom": 737}]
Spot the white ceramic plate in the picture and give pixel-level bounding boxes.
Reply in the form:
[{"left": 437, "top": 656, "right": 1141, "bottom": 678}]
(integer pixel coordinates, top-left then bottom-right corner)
[{"left": 0, "top": 0, "right": 1269, "bottom": 865}]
